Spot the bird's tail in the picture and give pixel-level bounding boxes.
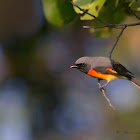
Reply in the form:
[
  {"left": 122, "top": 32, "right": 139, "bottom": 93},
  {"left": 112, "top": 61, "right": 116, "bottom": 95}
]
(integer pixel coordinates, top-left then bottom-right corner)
[{"left": 130, "top": 79, "right": 140, "bottom": 89}]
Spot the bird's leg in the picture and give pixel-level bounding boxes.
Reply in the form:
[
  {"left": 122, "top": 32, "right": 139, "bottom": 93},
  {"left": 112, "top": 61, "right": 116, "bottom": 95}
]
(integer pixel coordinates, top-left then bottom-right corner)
[
  {"left": 98, "top": 79, "right": 105, "bottom": 91},
  {"left": 98, "top": 79, "right": 101, "bottom": 88},
  {"left": 102, "top": 80, "right": 111, "bottom": 88},
  {"left": 98, "top": 80, "right": 111, "bottom": 90}
]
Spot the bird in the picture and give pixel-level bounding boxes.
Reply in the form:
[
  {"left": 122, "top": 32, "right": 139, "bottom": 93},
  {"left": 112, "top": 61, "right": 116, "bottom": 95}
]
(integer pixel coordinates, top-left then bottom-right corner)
[{"left": 70, "top": 56, "right": 140, "bottom": 89}]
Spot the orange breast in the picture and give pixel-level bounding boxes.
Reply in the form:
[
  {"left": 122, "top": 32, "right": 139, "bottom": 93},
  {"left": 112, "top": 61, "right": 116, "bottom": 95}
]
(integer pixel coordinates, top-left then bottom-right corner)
[{"left": 87, "top": 69, "right": 120, "bottom": 81}]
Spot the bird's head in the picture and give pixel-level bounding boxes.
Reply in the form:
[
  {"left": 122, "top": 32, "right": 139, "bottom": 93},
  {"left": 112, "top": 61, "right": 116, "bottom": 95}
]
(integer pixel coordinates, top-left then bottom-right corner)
[{"left": 70, "top": 57, "right": 91, "bottom": 74}]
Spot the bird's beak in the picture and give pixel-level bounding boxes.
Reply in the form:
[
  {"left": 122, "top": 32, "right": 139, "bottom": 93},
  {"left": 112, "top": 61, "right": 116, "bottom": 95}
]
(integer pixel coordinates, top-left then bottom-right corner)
[{"left": 70, "top": 65, "right": 78, "bottom": 69}]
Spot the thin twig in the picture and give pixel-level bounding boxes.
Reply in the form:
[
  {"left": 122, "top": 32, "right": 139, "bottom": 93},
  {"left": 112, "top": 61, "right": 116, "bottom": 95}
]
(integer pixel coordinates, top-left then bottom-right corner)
[
  {"left": 109, "top": 25, "right": 126, "bottom": 58},
  {"left": 129, "top": 8, "right": 140, "bottom": 20},
  {"left": 98, "top": 81, "right": 116, "bottom": 110},
  {"left": 83, "top": 25, "right": 121, "bottom": 29},
  {"left": 116, "top": 130, "right": 140, "bottom": 135},
  {"left": 108, "top": 22, "right": 140, "bottom": 27},
  {"left": 66, "top": 0, "right": 109, "bottom": 25}
]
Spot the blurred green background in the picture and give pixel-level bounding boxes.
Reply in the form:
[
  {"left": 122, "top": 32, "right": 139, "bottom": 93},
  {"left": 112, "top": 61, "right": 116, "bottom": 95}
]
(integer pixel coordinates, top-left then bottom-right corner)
[{"left": 0, "top": 0, "right": 140, "bottom": 140}]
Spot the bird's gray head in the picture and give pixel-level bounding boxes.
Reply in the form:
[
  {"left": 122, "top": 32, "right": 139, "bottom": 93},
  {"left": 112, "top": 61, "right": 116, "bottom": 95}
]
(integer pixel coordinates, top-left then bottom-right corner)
[{"left": 70, "top": 57, "right": 91, "bottom": 74}]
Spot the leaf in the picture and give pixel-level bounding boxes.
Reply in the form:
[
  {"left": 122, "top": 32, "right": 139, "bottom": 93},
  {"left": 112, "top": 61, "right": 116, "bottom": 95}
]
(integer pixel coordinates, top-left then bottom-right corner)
[
  {"left": 73, "top": 0, "right": 106, "bottom": 20},
  {"left": 129, "top": 0, "right": 135, "bottom": 7},
  {"left": 43, "top": 0, "right": 76, "bottom": 27},
  {"left": 115, "top": 0, "right": 119, "bottom": 7},
  {"left": 91, "top": 0, "right": 129, "bottom": 37},
  {"left": 129, "top": 0, "right": 140, "bottom": 11}
]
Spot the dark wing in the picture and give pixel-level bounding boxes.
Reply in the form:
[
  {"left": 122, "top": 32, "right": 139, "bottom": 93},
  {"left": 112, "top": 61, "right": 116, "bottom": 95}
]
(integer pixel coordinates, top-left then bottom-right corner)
[
  {"left": 112, "top": 61, "right": 134, "bottom": 79},
  {"left": 93, "top": 66, "right": 118, "bottom": 75},
  {"left": 92, "top": 59, "right": 134, "bottom": 79}
]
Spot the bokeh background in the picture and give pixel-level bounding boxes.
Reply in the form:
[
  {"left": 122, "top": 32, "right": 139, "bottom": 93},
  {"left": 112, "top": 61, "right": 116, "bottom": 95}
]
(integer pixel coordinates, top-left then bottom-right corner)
[{"left": 0, "top": 0, "right": 140, "bottom": 140}]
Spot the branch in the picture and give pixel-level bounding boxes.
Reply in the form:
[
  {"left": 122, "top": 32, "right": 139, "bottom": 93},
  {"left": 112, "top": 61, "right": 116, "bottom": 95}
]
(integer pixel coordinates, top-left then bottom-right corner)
[
  {"left": 83, "top": 25, "right": 121, "bottom": 29},
  {"left": 66, "top": 0, "right": 140, "bottom": 58},
  {"left": 66, "top": 0, "right": 108, "bottom": 25},
  {"left": 129, "top": 8, "right": 140, "bottom": 21},
  {"left": 109, "top": 25, "right": 126, "bottom": 58},
  {"left": 116, "top": 130, "right": 140, "bottom": 135},
  {"left": 83, "top": 25, "right": 122, "bottom": 29},
  {"left": 98, "top": 81, "right": 116, "bottom": 110},
  {"left": 66, "top": 0, "right": 140, "bottom": 28}
]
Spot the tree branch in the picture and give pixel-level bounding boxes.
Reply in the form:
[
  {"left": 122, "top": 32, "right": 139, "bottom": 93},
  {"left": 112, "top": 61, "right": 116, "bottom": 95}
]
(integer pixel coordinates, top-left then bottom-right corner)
[
  {"left": 66, "top": 0, "right": 109, "bottom": 25},
  {"left": 66, "top": 0, "right": 140, "bottom": 58},
  {"left": 83, "top": 25, "right": 108, "bottom": 29},
  {"left": 116, "top": 130, "right": 140, "bottom": 135},
  {"left": 98, "top": 81, "right": 116, "bottom": 110},
  {"left": 109, "top": 25, "right": 126, "bottom": 58},
  {"left": 129, "top": 8, "right": 140, "bottom": 21},
  {"left": 83, "top": 25, "right": 121, "bottom": 29}
]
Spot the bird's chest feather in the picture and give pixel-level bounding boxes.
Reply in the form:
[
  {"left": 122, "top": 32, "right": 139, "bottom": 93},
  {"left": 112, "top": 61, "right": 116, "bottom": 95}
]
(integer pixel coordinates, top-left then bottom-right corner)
[{"left": 87, "top": 68, "right": 124, "bottom": 81}]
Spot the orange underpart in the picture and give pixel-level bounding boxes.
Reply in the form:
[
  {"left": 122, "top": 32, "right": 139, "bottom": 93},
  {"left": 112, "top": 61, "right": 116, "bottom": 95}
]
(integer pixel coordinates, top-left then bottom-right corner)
[{"left": 87, "top": 68, "right": 118, "bottom": 80}]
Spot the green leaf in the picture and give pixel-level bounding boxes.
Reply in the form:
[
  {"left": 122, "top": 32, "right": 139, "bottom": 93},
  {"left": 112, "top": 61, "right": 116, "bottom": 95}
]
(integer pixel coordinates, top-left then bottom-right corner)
[
  {"left": 129, "top": 0, "right": 135, "bottom": 6},
  {"left": 43, "top": 0, "right": 76, "bottom": 27},
  {"left": 129, "top": 0, "right": 140, "bottom": 11},
  {"left": 115, "top": 0, "right": 119, "bottom": 7},
  {"left": 91, "top": 0, "right": 129, "bottom": 37},
  {"left": 73, "top": 0, "right": 106, "bottom": 20}
]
